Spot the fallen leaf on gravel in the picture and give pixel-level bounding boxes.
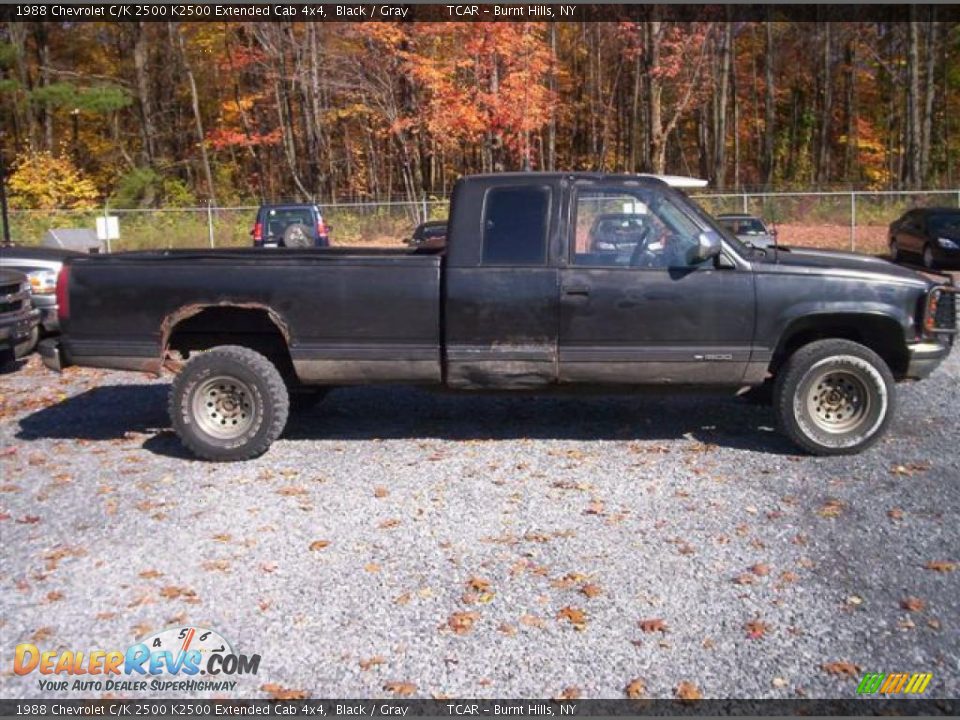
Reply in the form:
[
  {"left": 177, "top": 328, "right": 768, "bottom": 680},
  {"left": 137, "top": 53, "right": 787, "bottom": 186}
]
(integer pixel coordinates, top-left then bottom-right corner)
[
  {"left": 772, "top": 677, "right": 788, "bottom": 689},
  {"left": 159, "top": 586, "right": 198, "bottom": 601},
  {"left": 46, "top": 591, "right": 64, "bottom": 602},
  {"left": 845, "top": 595, "right": 864, "bottom": 607},
  {"left": 212, "top": 534, "right": 232, "bottom": 542},
  {"left": 383, "top": 681, "right": 416, "bottom": 696},
  {"left": 374, "top": 486, "right": 389, "bottom": 498},
  {"left": 638, "top": 618, "right": 668, "bottom": 633},
  {"left": 32, "top": 627, "right": 54, "bottom": 642},
  {"left": 625, "top": 678, "right": 646, "bottom": 699},
  {"left": 448, "top": 611, "right": 480, "bottom": 634},
  {"left": 379, "top": 518, "right": 401, "bottom": 529},
  {"left": 0, "top": 484, "right": 20, "bottom": 493},
  {"left": 580, "top": 583, "right": 603, "bottom": 599},
  {"left": 138, "top": 569, "right": 163, "bottom": 580},
  {"left": 17, "top": 515, "right": 40, "bottom": 524},
  {"left": 203, "top": 560, "right": 231, "bottom": 573},
  {"left": 261, "top": 562, "right": 277, "bottom": 573},
  {"left": 744, "top": 620, "right": 770, "bottom": 639},
  {"left": 95, "top": 612, "right": 116, "bottom": 621},
  {"left": 555, "top": 687, "right": 581, "bottom": 701},
  {"left": 887, "top": 508, "right": 905, "bottom": 521},
  {"left": 557, "top": 607, "right": 587, "bottom": 630},
  {"left": 900, "top": 596, "right": 926, "bottom": 612},
  {"left": 276, "top": 486, "right": 308, "bottom": 497},
  {"left": 520, "top": 614, "right": 546, "bottom": 629},
  {"left": 817, "top": 499, "right": 845, "bottom": 519},
  {"left": 585, "top": 500, "right": 604, "bottom": 515},
  {"left": 309, "top": 540, "right": 330, "bottom": 551},
  {"left": 732, "top": 573, "right": 755, "bottom": 586},
  {"left": 466, "top": 577, "right": 491, "bottom": 592},
  {"left": 359, "top": 656, "right": 386, "bottom": 670},
  {"left": 674, "top": 681, "right": 702, "bottom": 700},
  {"left": 891, "top": 462, "right": 930, "bottom": 476},
  {"left": 779, "top": 571, "right": 799, "bottom": 584},
  {"left": 821, "top": 661, "right": 861, "bottom": 677},
  {"left": 498, "top": 623, "right": 517, "bottom": 636},
  {"left": 927, "top": 618, "right": 941, "bottom": 629},
  {"left": 923, "top": 560, "right": 956, "bottom": 573},
  {"left": 261, "top": 683, "right": 308, "bottom": 700},
  {"left": 749, "top": 563, "right": 771, "bottom": 577},
  {"left": 364, "top": 562, "right": 381, "bottom": 573},
  {"left": 394, "top": 593, "right": 412, "bottom": 606}
]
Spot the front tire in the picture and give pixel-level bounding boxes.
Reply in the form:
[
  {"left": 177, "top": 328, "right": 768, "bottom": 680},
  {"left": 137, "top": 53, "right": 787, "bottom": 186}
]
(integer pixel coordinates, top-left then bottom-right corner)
[
  {"left": 773, "top": 339, "right": 895, "bottom": 456},
  {"left": 169, "top": 345, "right": 289, "bottom": 461}
]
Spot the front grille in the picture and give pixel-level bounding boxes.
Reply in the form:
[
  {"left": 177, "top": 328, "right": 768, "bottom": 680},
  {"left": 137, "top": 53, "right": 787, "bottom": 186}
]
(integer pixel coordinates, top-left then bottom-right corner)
[
  {"left": 0, "top": 283, "right": 20, "bottom": 297},
  {"left": 0, "top": 300, "right": 23, "bottom": 314},
  {"left": 935, "top": 288, "right": 957, "bottom": 331}
]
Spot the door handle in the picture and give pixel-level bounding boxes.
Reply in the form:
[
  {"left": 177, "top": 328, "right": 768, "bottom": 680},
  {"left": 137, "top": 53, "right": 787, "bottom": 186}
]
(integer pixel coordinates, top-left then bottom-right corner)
[{"left": 562, "top": 284, "right": 590, "bottom": 296}]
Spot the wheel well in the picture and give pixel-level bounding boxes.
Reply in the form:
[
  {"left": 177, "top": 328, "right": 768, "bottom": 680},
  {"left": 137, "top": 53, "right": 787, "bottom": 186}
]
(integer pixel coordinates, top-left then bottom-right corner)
[
  {"left": 772, "top": 314, "right": 910, "bottom": 379},
  {"left": 164, "top": 306, "right": 296, "bottom": 382}
]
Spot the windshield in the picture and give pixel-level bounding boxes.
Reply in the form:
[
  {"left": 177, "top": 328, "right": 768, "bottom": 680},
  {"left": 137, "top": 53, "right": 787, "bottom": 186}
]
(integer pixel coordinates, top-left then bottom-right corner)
[{"left": 929, "top": 213, "right": 960, "bottom": 238}]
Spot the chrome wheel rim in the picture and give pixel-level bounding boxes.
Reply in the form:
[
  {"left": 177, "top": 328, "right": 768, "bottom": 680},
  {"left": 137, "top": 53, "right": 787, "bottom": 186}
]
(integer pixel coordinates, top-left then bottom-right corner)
[
  {"left": 805, "top": 370, "right": 870, "bottom": 434},
  {"left": 192, "top": 375, "right": 256, "bottom": 439}
]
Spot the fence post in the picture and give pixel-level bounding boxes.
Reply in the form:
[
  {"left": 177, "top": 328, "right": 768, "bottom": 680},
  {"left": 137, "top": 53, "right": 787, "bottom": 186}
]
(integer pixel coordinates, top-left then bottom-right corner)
[
  {"left": 850, "top": 192, "right": 856, "bottom": 252},
  {"left": 742, "top": 193, "right": 748, "bottom": 214},
  {"left": 103, "top": 202, "right": 111, "bottom": 253},
  {"left": 207, "top": 200, "right": 215, "bottom": 248}
]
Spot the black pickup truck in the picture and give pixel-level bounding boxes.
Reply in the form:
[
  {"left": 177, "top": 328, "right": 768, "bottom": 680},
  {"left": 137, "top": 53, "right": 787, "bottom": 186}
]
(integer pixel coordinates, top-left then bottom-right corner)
[{"left": 40, "top": 173, "right": 956, "bottom": 461}]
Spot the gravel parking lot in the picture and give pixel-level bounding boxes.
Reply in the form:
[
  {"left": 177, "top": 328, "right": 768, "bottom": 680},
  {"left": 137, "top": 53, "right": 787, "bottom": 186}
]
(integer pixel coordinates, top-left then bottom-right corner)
[{"left": 1, "top": 344, "right": 957, "bottom": 700}]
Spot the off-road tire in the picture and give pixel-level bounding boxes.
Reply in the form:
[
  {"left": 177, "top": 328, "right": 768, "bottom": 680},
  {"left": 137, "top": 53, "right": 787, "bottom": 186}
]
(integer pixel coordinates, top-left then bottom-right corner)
[
  {"left": 283, "top": 223, "right": 312, "bottom": 248},
  {"left": 169, "top": 345, "right": 289, "bottom": 461},
  {"left": 773, "top": 339, "right": 895, "bottom": 456}
]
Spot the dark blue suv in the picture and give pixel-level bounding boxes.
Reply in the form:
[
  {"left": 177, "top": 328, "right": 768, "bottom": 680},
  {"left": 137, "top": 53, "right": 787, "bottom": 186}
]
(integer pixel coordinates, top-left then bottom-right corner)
[{"left": 252, "top": 204, "right": 331, "bottom": 248}]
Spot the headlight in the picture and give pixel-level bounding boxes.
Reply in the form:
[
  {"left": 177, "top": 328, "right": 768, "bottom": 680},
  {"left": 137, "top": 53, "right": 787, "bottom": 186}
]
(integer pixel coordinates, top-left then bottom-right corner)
[
  {"left": 937, "top": 237, "right": 959, "bottom": 250},
  {"left": 27, "top": 269, "right": 58, "bottom": 295}
]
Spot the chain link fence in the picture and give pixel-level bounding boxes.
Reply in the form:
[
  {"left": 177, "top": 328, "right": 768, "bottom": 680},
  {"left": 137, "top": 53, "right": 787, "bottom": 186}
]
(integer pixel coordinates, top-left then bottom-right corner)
[{"left": 7, "top": 190, "right": 960, "bottom": 255}]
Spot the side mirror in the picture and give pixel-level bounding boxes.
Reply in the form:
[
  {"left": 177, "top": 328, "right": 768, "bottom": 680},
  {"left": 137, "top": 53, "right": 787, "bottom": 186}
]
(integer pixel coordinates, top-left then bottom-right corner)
[{"left": 689, "top": 231, "right": 722, "bottom": 264}]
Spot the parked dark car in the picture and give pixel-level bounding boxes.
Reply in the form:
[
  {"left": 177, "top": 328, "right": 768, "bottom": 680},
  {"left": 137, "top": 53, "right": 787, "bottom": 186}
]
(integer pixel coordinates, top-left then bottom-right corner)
[
  {"left": 41, "top": 172, "right": 955, "bottom": 461},
  {"left": 407, "top": 220, "right": 447, "bottom": 249},
  {"left": 588, "top": 213, "right": 649, "bottom": 261},
  {"left": 889, "top": 207, "right": 960, "bottom": 270},
  {"left": 716, "top": 213, "right": 778, "bottom": 249},
  {"left": 0, "top": 268, "right": 41, "bottom": 366},
  {"left": 252, "top": 204, "right": 330, "bottom": 248},
  {"left": 0, "top": 245, "right": 81, "bottom": 336}
]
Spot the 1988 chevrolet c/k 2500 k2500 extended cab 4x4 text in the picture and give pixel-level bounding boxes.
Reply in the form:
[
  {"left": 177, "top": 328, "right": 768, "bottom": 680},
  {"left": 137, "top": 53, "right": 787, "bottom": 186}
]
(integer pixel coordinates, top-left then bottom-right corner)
[{"left": 41, "top": 173, "right": 956, "bottom": 461}]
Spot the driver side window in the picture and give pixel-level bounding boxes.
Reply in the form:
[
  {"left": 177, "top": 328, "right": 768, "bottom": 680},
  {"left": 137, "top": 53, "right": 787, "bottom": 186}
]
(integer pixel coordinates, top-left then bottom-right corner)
[{"left": 571, "top": 187, "right": 703, "bottom": 269}]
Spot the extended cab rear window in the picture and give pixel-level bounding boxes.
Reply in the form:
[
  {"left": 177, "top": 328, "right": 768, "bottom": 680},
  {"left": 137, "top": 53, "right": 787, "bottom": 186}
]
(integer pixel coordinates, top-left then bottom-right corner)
[{"left": 481, "top": 186, "right": 550, "bottom": 265}]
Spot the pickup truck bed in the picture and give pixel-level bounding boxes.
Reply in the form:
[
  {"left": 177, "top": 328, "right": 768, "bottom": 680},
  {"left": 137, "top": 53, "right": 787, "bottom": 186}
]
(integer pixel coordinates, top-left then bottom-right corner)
[{"left": 63, "top": 248, "right": 443, "bottom": 384}]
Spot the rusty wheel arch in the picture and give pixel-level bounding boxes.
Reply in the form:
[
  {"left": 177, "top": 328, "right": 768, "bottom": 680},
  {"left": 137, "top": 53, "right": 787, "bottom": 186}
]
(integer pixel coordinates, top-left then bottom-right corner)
[{"left": 158, "top": 302, "right": 293, "bottom": 374}]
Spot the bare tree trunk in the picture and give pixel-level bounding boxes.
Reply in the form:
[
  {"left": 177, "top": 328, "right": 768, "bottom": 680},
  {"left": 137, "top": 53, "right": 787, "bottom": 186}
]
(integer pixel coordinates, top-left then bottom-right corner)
[
  {"left": 32, "top": 24, "right": 53, "bottom": 151},
  {"left": 645, "top": 21, "right": 665, "bottom": 173},
  {"left": 920, "top": 13, "right": 938, "bottom": 184},
  {"left": 175, "top": 25, "right": 216, "bottom": 205},
  {"left": 547, "top": 24, "right": 557, "bottom": 172},
  {"left": 132, "top": 22, "right": 157, "bottom": 165},
  {"left": 762, "top": 19, "right": 776, "bottom": 189},
  {"left": 714, "top": 21, "right": 731, "bottom": 189},
  {"left": 843, "top": 36, "right": 858, "bottom": 184},
  {"left": 906, "top": 13, "right": 922, "bottom": 188},
  {"left": 815, "top": 22, "right": 832, "bottom": 188}
]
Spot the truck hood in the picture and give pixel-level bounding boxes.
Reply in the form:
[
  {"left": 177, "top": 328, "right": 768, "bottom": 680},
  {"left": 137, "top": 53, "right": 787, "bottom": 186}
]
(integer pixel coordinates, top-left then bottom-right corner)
[{"left": 758, "top": 247, "right": 934, "bottom": 288}]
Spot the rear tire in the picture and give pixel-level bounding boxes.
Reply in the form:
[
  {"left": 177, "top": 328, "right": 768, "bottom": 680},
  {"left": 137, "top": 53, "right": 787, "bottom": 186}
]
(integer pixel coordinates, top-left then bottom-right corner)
[
  {"left": 169, "top": 345, "right": 289, "bottom": 461},
  {"left": 773, "top": 339, "right": 894, "bottom": 456},
  {"left": 888, "top": 238, "right": 900, "bottom": 263}
]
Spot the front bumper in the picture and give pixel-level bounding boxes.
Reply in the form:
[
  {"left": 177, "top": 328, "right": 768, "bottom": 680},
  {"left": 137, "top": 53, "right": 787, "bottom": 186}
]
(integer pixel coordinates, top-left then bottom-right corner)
[
  {"left": 905, "top": 338, "right": 953, "bottom": 379},
  {"left": 39, "top": 337, "right": 65, "bottom": 372},
  {"left": 0, "top": 308, "right": 41, "bottom": 354}
]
